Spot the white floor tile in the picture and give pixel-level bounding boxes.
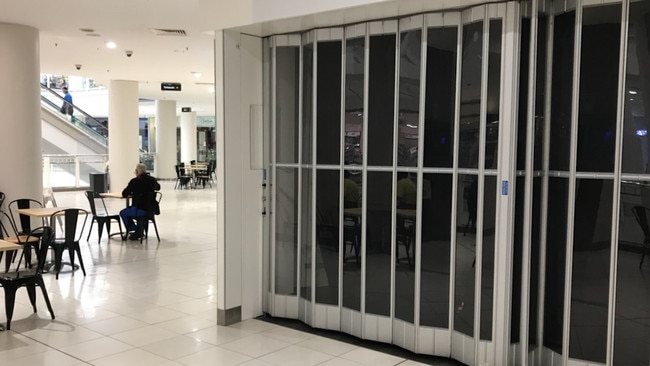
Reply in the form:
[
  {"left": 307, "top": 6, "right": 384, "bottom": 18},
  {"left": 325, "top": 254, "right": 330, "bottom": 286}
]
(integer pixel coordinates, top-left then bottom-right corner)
[
  {"left": 0, "top": 185, "right": 441, "bottom": 366},
  {"left": 259, "top": 344, "right": 334, "bottom": 366}
]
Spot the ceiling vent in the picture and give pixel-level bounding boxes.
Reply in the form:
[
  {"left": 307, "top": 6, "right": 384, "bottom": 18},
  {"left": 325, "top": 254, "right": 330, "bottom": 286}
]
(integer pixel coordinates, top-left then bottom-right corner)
[{"left": 152, "top": 29, "right": 187, "bottom": 37}]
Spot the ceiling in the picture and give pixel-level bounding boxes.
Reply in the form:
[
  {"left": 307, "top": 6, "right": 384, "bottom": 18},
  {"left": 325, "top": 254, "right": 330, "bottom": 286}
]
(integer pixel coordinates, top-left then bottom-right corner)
[
  {"left": 1, "top": 1, "right": 233, "bottom": 116},
  {"left": 1, "top": 0, "right": 493, "bottom": 118}
]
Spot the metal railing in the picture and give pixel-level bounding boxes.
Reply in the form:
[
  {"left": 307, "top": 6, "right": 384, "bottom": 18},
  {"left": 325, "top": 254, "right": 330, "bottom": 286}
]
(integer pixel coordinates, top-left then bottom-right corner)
[{"left": 43, "top": 153, "right": 157, "bottom": 189}]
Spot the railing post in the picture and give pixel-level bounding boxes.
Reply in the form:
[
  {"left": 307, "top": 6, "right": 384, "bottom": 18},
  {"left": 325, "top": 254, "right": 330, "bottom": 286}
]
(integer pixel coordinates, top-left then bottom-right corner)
[
  {"left": 43, "top": 156, "right": 51, "bottom": 188},
  {"left": 75, "top": 156, "right": 81, "bottom": 187}
]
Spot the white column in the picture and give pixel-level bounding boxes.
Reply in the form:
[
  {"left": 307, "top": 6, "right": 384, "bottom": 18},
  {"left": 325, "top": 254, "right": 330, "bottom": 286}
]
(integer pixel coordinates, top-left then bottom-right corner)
[
  {"left": 215, "top": 30, "right": 264, "bottom": 326},
  {"left": 148, "top": 116, "right": 156, "bottom": 155},
  {"left": 108, "top": 80, "right": 139, "bottom": 192},
  {"left": 0, "top": 23, "right": 42, "bottom": 206},
  {"left": 154, "top": 100, "right": 177, "bottom": 179},
  {"left": 180, "top": 111, "right": 197, "bottom": 163}
]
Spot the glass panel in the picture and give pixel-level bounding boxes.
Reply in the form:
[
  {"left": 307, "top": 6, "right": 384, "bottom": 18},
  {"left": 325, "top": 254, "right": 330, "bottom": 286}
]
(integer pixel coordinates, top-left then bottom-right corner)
[
  {"left": 614, "top": 181, "right": 650, "bottom": 365},
  {"left": 303, "top": 42, "right": 314, "bottom": 165},
  {"left": 275, "top": 168, "right": 298, "bottom": 295},
  {"left": 315, "top": 170, "right": 340, "bottom": 305},
  {"left": 549, "top": 11, "right": 575, "bottom": 171},
  {"left": 511, "top": 177, "right": 525, "bottom": 344},
  {"left": 622, "top": 2, "right": 650, "bottom": 174},
  {"left": 480, "top": 176, "right": 496, "bottom": 340},
  {"left": 343, "top": 170, "right": 362, "bottom": 310},
  {"left": 485, "top": 20, "right": 502, "bottom": 170},
  {"left": 317, "top": 41, "right": 342, "bottom": 165},
  {"left": 345, "top": 37, "right": 365, "bottom": 166},
  {"left": 368, "top": 34, "right": 396, "bottom": 167},
  {"left": 529, "top": 177, "right": 542, "bottom": 350},
  {"left": 420, "top": 173, "right": 452, "bottom": 328},
  {"left": 300, "top": 167, "right": 313, "bottom": 300},
  {"left": 534, "top": 15, "right": 548, "bottom": 172},
  {"left": 576, "top": 5, "right": 621, "bottom": 173},
  {"left": 569, "top": 179, "right": 612, "bottom": 362},
  {"left": 398, "top": 29, "right": 422, "bottom": 167},
  {"left": 276, "top": 46, "right": 300, "bottom": 164},
  {"left": 517, "top": 17, "right": 531, "bottom": 171},
  {"left": 423, "top": 26, "right": 458, "bottom": 168},
  {"left": 544, "top": 177, "right": 569, "bottom": 353},
  {"left": 395, "top": 172, "right": 417, "bottom": 322},
  {"left": 454, "top": 174, "right": 478, "bottom": 336},
  {"left": 458, "top": 21, "right": 483, "bottom": 169},
  {"left": 365, "top": 171, "right": 392, "bottom": 316}
]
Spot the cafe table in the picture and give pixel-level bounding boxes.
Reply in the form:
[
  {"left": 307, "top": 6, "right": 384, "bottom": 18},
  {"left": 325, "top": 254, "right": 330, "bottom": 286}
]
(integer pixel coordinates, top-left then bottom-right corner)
[
  {"left": 0, "top": 240, "right": 24, "bottom": 331},
  {"left": 16, "top": 207, "right": 86, "bottom": 273}
]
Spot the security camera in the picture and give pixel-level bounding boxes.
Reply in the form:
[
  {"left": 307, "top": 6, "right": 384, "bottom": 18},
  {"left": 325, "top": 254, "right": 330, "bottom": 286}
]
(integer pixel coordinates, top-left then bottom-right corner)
[
  {"left": 125, "top": 50, "right": 133, "bottom": 57},
  {"left": 75, "top": 64, "right": 82, "bottom": 70}
]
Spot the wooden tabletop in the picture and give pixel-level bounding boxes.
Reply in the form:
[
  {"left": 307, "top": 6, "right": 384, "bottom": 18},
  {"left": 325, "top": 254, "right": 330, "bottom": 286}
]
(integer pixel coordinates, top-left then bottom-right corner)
[
  {"left": 0, "top": 240, "right": 23, "bottom": 252},
  {"left": 99, "top": 192, "right": 126, "bottom": 199},
  {"left": 17, "top": 207, "right": 84, "bottom": 218}
]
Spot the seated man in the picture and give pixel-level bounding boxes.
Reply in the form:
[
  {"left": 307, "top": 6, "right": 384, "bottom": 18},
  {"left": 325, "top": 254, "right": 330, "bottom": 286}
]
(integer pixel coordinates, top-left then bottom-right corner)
[{"left": 120, "top": 163, "right": 160, "bottom": 240}]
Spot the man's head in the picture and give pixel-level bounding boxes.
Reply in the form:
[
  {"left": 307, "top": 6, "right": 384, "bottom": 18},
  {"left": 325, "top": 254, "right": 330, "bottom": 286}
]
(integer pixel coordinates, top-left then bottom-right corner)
[
  {"left": 63, "top": 87, "right": 68, "bottom": 93},
  {"left": 135, "top": 163, "right": 147, "bottom": 176}
]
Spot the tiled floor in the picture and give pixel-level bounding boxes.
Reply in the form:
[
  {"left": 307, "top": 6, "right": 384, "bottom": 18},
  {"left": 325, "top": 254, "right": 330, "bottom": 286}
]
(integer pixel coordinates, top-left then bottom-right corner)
[{"left": 0, "top": 182, "right": 462, "bottom": 365}]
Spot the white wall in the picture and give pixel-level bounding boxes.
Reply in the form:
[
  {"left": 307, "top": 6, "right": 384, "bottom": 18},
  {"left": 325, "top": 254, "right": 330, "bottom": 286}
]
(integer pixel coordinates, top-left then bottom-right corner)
[{"left": 216, "top": 30, "right": 264, "bottom": 321}]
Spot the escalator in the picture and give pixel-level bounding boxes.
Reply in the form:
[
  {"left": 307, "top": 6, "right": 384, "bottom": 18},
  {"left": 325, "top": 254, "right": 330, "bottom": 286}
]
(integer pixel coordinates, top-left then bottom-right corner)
[{"left": 40, "top": 84, "right": 108, "bottom": 155}]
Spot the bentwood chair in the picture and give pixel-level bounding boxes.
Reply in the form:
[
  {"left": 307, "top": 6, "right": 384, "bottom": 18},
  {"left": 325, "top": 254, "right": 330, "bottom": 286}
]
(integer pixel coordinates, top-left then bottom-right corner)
[
  {"left": 85, "top": 191, "right": 123, "bottom": 242},
  {"left": 8, "top": 198, "right": 44, "bottom": 236},
  {"left": 132, "top": 192, "right": 162, "bottom": 243},
  {"left": 0, "top": 226, "right": 56, "bottom": 330},
  {"left": 49, "top": 208, "right": 88, "bottom": 279},
  {"left": 0, "top": 210, "right": 40, "bottom": 271}
]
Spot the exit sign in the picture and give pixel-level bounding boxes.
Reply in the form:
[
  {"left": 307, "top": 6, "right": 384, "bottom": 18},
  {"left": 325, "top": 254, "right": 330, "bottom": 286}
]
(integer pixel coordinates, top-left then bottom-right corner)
[{"left": 161, "top": 82, "right": 181, "bottom": 91}]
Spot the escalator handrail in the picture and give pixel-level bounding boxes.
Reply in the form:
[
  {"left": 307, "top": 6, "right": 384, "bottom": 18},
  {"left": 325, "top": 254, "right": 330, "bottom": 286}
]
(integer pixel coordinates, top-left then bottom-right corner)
[{"left": 40, "top": 83, "right": 109, "bottom": 136}]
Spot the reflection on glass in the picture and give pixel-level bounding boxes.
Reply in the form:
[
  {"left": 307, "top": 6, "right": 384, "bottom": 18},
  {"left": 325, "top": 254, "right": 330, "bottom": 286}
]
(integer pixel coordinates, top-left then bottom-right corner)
[
  {"left": 454, "top": 174, "right": 477, "bottom": 336},
  {"left": 365, "top": 171, "right": 392, "bottom": 316},
  {"left": 398, "top": 30, "right": 421, "bottom": 167},
  {"left": 549, "top": 12, "right": 574, "bottom": 171},
  {"left": 616, "top": 3, "right": 650, "bottom": 363},
  {"left": 303, "top": 42, "right": 314, "bottom": 165},
  {"left": 395, "top": 172, "right": 417, "bottom": 322},
  {"left": 458, "top": 21, "right": 483, "bottom": 169},
  {"left": 420, "top": 174, "right": 452, "bottom": 327},
  {"left": 544, "top": 177, "right": 569, "bottom": 353},
  {"left": 534, "top": 15, "right": 548, "bottom": 172},
  {"left": 576, "top": 5, "right": 621, "bottom": 173},
  {"left": 368, "top": 34, "right": 396, "bottom": 167},
  {"left": 622, "top": 2, "right": 650, "bottom": 174},
  {"left": 511, "top": 177, "right": 525, "bottom": 343},
  {"left": 485, "top": 20, "right": 502, "bottom": 170},
  {"left": 300, "top": 167, "right": 313, "bottom": 300},
  {"left": 276, "top": 46, "right": 300, "bottom": 164},
  {"left": 480, "top": 176, "right": 496, "bottom": 340},
  {"left": 569, "top": 179, "right": 612, "bottom": 363},
  {"left": 345, "top": 37, "right": 365, "bottom": 166},
  {"left": 317, "top": 41, "right": 342, "bottom": 165},
  {"left": 615, "top": 180, "right": 650, "bottom": 365},
  {"left": 343, "top": 170, "right": 362, "bottom": 310},
  {"left": 516, "top": 17, "right": 531, "bottom": 172},
  {"left": 424, "top": 27, "right": 458, "bottom": 168},
  {"left": 315, "top": 170, "right": 340, "bottom": 305},
  {"left": 275, "top": 168, "right": 298, "bottom": 295}
]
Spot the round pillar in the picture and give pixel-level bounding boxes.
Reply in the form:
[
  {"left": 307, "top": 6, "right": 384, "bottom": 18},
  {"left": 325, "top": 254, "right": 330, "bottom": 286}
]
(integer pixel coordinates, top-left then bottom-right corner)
[
  {"left": 0, "top": 23, "right": 42, "bottom": 205},
  {"left": 108, "top": 80, "right": 139, "bottom": 192},
  {"left": 154, "top": 100, "right": 177, "bottom": 179},
  {"left": 180, "top": 111, "right": 197, "bottom": 163}
]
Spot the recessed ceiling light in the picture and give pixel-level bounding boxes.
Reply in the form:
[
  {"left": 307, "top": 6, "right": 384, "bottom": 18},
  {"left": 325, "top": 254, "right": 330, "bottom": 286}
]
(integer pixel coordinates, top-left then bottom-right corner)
[
  {"left": 106, "top": 41, "right": 117, "bottom": 49},
  {"left": 191, "top": 72, "right": 202, "bottom": 78}
]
